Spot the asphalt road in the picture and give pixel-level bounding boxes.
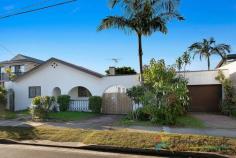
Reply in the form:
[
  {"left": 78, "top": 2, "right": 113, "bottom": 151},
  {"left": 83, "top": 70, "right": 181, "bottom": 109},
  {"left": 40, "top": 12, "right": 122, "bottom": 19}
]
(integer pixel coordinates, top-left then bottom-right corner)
[{"left": 0, "top": 144, "right": 167, "bottom": 158}]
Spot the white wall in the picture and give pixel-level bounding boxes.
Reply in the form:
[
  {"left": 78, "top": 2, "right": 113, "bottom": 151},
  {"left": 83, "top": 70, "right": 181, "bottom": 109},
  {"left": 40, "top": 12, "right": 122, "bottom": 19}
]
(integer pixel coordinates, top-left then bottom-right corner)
[
  {"left": 5, "top": 59, "right": 227, "bottom": 111},
  {"left": 178, "top": 70, "right": 229, "bottom": 85},
  {"left": 219, "top": 62, "right": 236, "bottom": 87}
]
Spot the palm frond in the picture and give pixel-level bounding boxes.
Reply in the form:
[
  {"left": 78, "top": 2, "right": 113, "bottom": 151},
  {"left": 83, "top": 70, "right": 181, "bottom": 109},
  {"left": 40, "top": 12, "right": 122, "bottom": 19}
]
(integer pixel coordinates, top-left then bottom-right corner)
[
  {"left": 109, "top": 0, "right": 120, "bottom": 8},
  {"left": 188, "top": 42, "right": 203, "bottom": 51},
  {"left": 159, "top": 12, "right": 184, "bottom": 21},
  {"left": 147, "top": 16, "right": 167, "bottom": 35},
  {"left": 212, "top": 44, "right": 231, "bottom": 59},
  {"left": 97, "top": 16, "right": 131, "bottom": 32}
]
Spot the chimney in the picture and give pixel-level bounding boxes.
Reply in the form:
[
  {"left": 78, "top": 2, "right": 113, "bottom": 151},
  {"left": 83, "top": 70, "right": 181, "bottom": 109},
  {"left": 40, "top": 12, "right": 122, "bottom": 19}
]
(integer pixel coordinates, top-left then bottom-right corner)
[{"left": 109, "top": 67, "right": 116, "bottom": 75}]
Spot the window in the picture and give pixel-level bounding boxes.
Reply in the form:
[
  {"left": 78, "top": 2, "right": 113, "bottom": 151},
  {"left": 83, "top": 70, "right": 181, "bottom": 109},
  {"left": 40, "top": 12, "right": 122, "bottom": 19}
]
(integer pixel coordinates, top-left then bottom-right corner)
[
  {"left": 15, "top": 65, "right": 21, "bottom": 73},
  {"left": 29, "top": 86, "right": 41, "bottom": 98},
  {"left": 14, "top": 65, "right": 24, "bottom": 74},
  {"left": 78, "top": 87, "right": 91, "bottom": 97}
]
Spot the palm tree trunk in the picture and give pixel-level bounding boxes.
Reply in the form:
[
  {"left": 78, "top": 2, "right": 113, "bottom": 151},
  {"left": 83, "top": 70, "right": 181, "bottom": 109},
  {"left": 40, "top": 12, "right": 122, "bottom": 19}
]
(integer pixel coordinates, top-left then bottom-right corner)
[
  {"left": 138, "top": 34, "right": 143, "bottom": 83},
  {"left": 207, "top": 56, "right": 210, "bottom": 70}
]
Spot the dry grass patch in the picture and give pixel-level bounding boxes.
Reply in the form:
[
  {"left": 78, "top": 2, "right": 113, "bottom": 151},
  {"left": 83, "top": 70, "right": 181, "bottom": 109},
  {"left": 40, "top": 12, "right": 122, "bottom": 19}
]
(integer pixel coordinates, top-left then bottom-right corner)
[
  {"left": 0, "top": 126, "right": 235, "bottom": 155},
  {"left": 83, "top": 130, "right": 158, "bottom": 149}
]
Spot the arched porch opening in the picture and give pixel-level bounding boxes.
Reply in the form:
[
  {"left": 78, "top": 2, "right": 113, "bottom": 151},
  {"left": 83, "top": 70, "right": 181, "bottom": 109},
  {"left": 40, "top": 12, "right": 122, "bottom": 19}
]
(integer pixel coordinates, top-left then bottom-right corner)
[{"left": 68, "top": 86, "right": 92, "bottom": 112}]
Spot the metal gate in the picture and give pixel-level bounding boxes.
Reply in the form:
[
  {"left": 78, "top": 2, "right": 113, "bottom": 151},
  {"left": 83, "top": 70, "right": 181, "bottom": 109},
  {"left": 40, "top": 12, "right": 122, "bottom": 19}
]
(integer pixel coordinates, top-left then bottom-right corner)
[{"left": 102, "top": 93, "right": 133, "bottom": 114}]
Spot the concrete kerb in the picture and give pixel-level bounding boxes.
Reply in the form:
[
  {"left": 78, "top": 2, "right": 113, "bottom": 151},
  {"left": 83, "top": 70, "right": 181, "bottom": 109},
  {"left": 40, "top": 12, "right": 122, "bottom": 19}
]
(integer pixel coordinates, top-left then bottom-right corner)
[{"left": 0, "top": 139, "right": 231, "bottom": 158}]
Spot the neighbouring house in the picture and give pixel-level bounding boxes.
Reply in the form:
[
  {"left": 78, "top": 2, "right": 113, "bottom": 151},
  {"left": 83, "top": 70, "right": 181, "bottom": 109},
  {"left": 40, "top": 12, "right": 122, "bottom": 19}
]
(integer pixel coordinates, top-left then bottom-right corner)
[
  {"left": 3, "top": 55, "right": 230, "bottom": 114},
  {"left": 0, "top": 54, "right": 44, "bottom": 86}
]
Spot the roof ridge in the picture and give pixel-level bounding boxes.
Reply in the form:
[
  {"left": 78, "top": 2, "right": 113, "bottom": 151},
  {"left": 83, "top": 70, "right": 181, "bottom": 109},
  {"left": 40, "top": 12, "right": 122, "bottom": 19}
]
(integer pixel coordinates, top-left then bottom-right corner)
[{"left": 14, "top": 57, "right": 104, "bottom": 81}]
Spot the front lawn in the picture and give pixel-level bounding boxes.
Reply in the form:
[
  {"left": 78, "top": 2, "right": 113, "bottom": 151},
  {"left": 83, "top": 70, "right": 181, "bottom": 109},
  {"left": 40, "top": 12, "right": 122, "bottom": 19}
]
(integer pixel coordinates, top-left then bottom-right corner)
[
  {"left": 48, "top": 112, "right": 101, "bottom": 121},
  {"left": 0, "top": 126, "right": 235, "bottom": 155},
  {"left": 115, "top": 115, "right": 205, "bottom": 128}
]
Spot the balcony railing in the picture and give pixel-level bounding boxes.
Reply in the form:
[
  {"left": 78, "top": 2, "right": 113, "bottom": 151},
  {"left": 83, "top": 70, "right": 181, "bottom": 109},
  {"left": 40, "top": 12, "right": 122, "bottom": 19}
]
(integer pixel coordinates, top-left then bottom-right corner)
[{"left": 0, "top": 72, "right": 24, "bottom": 81}]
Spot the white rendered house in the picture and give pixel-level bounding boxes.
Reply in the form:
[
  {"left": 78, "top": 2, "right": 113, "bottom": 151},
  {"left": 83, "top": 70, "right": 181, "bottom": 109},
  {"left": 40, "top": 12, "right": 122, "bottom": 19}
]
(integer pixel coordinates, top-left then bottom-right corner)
[{"left": 4, "top": 57, "right": 228, "bottom": 113}]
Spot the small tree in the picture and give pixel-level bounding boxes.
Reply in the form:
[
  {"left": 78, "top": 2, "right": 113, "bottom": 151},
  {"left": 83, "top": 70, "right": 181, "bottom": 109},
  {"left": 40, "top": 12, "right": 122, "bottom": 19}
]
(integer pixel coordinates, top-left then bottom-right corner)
[
  {"left": 182, "top": 51, "right": 191, "bottom": 72},
  {"left": 4, "top": 68, "right": 16, "bottom": 80},
  {"left": 30, "top": 96, "right": 56, "bottom": 121},
  {"left": 126, "top": 59, "right": 189, "bottom": 125},
  {"left": 175, "top": 57, "right": 183, "bottom": 71}
]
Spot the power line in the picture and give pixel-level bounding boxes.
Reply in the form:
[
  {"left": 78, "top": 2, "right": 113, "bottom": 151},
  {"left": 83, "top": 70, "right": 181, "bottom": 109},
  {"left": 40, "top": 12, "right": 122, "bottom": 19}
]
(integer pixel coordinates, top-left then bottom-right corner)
[
  {"left": 0, "top": 44, "right": 16, "bottom": 56},
  {"left": 0, "top": 0, "right": 77, "bottom": 20},
  {"left": 0, "top": 0, "right": 53, "bottom": 15}
]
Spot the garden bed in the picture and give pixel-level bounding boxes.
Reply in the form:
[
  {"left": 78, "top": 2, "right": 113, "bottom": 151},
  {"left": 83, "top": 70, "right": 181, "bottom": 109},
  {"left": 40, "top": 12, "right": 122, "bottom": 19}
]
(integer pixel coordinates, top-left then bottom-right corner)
[{"left": 0, "top": 126, "right": 235, "bottom": 156}]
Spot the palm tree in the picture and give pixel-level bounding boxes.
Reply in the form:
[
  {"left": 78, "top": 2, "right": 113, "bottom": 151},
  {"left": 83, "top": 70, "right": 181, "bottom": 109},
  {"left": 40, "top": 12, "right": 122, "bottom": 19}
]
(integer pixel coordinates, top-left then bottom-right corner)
[
  {"left": 98, "top": 0, "right": 184, "bottom": 82},
  {"left": 175, "top": 57, "right": 183, "bottom": 71},
  {"left": 182, "top": 51, "right": 191, "bottom": 72},
  {"left": 189, "top": 37, "right": 231, "bottom": 70}
]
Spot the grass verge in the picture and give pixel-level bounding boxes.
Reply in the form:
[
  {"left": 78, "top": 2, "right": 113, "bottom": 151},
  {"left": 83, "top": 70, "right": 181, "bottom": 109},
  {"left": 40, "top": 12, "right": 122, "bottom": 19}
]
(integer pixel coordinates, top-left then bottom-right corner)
[
  {"left": 48, "top": 112, "right": 101, "bottom": 121},
  {"left": 115, "top": 115, "right": 205, "bottom": 128},
  {"left": 0, "top": 126, "right": 235, "bottom": 155}
]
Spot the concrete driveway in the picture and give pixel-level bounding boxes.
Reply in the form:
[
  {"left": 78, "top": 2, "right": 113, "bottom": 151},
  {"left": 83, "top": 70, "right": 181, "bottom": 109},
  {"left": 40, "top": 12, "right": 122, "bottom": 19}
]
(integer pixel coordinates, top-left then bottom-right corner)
[
  {"left": 191, "top": 113, "right": 236, "bottom": 129},
  {"left": 47, "top": 115, "right": 123, "bottom": 130}
]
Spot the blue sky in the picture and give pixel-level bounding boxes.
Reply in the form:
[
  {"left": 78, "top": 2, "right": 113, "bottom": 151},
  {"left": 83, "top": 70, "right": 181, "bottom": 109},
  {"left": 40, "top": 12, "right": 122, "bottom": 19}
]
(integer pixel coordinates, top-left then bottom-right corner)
[{"left": 0, "top": 0, "right": 235, "bottom": 74}]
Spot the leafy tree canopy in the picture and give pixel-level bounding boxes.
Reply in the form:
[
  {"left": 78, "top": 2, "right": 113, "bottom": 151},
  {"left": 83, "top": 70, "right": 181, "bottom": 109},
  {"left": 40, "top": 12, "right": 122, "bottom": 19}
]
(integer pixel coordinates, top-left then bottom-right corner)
[{"left": 106, "top": 66, "right": 137, "bottom": 75}]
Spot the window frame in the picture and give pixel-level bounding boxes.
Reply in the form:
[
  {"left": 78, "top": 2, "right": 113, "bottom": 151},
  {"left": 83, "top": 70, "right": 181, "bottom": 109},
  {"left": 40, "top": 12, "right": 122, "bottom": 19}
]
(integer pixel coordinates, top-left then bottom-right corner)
[{"left": 29, "top": 86, "right": 41, "bottom": 98}]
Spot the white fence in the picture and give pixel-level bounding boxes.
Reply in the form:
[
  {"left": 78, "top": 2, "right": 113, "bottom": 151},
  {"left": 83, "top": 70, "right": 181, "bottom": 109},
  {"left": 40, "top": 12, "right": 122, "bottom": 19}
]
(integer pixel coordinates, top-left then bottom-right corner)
[
  {"left": 69, "top": 100, "right": 142, "bottom": 112},
  {"left": 69, "top": 99, "right": 90, "bottom": 112}
]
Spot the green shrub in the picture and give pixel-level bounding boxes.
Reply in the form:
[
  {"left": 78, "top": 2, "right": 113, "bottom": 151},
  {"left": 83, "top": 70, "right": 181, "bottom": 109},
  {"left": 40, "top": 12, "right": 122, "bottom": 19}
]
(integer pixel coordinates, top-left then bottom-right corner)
[
  {"left": 216, "top": 71, "right": 236, "bottom": 116},
  {"left": 0, "top": 86, "right": 7, "bottom": 110},
  {"left": 89, "top": 96, "right": 102, "bottom": 113},
  {"left": 57, "top": 95, "right": 71, "bottom": 112},
  {"left": 127, "top": 86, "right": 145, "bottom": 104},
  {"left": 127, "top": 108, "right": 150, "bottom": 121},
  {"left": 127, "top": 59, "right": 189, "bottom": 125},
  {"left": 30, "top": 96, "right": 56, "bottom": 121},
  {"left": 142, "top": 59, "right": 189, "bottom": 125}
]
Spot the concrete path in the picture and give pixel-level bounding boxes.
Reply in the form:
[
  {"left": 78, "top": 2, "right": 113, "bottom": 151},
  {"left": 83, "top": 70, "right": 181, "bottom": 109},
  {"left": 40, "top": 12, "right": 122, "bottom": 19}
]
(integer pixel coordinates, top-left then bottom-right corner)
[
  {"left": 191, "top": 113, "right": 236, "bottom": 129},
  {"left": 0, "top": 144, "right": 162, "bottom": 158}
]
